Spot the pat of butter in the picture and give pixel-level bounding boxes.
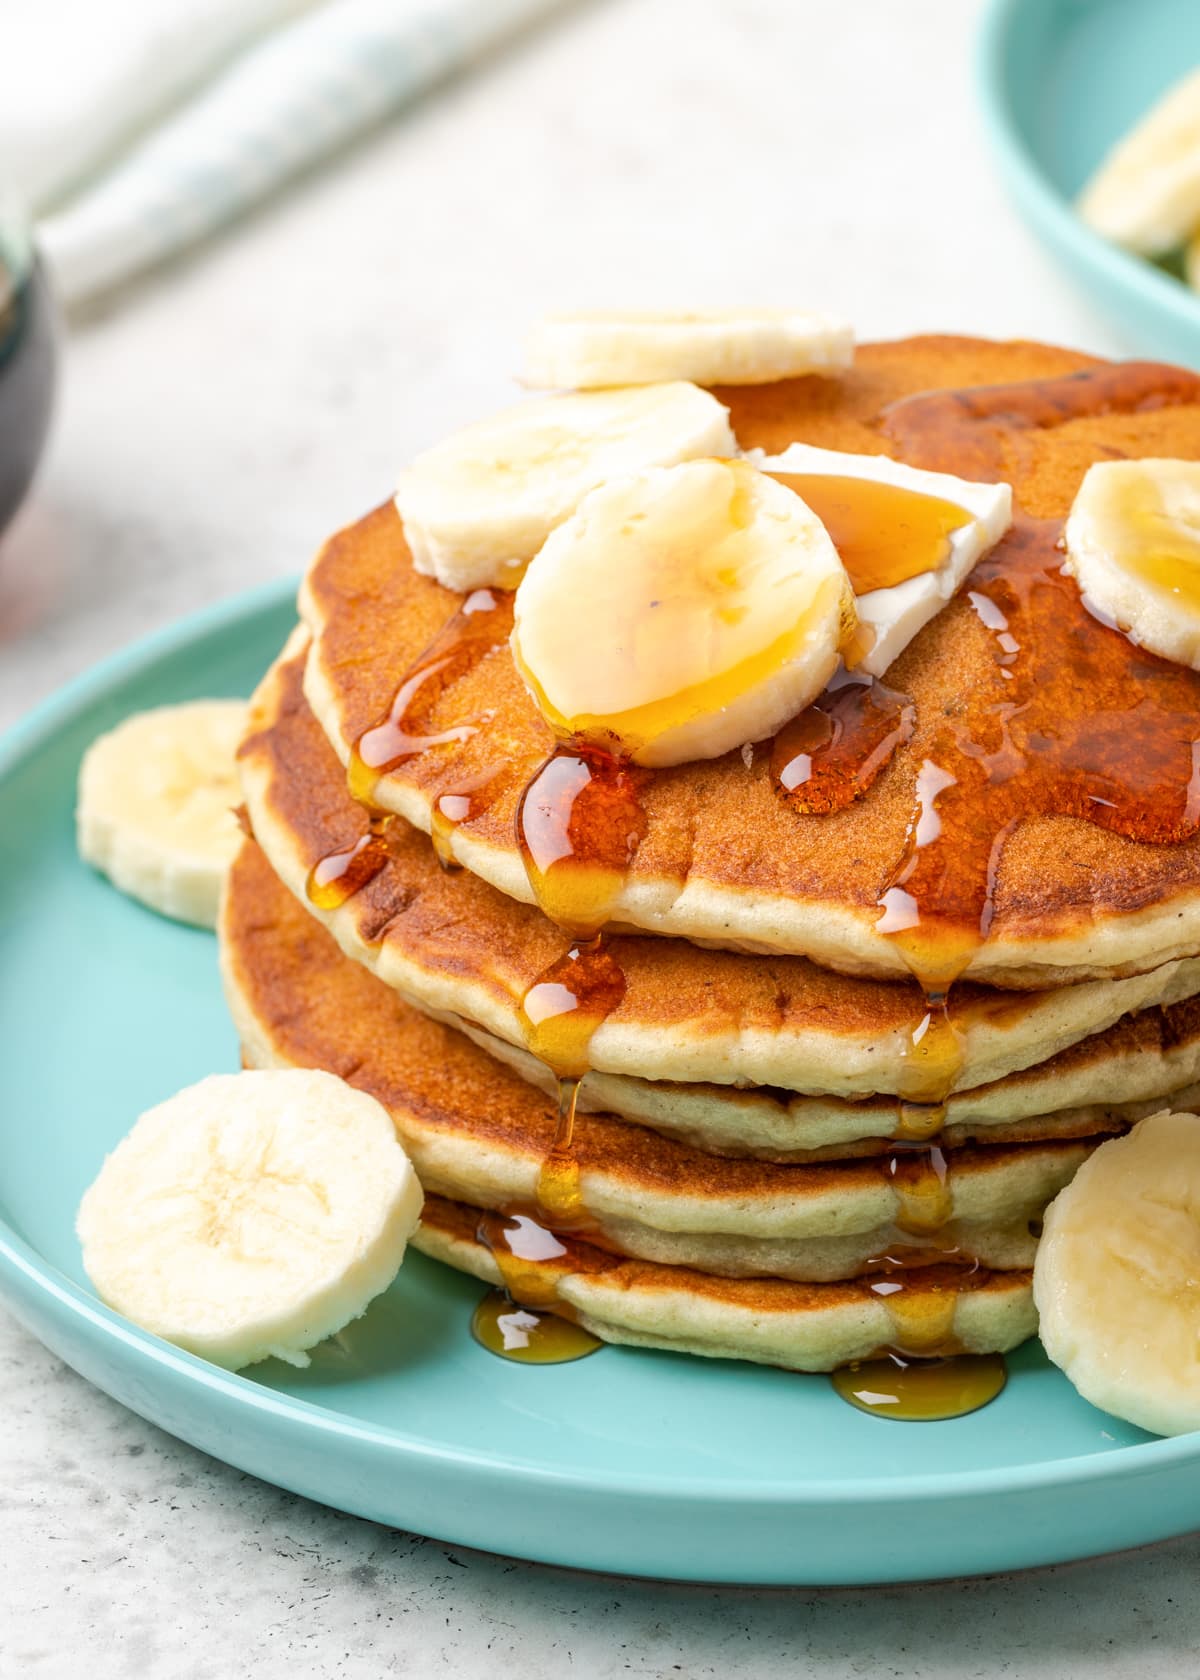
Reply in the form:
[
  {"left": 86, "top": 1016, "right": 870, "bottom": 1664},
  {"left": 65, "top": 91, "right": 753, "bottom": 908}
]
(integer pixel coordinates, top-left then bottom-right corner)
[{"left": 754, "top": 444, "right": 1012, "bottom": 678}]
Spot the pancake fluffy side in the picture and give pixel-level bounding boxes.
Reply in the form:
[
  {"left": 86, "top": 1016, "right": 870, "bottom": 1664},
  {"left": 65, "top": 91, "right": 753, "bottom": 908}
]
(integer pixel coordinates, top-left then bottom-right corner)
[
  {"left": 300, "top": 335, "right": 1200, "bottom": 985},
  {"left": 220, "top": 838, "right": 1082, "bottom": 1281},
  {"left": 239, "top": 643, "right": 1200, "bottom": 1099},
  {"left": 414, "top": 1195, "right": 1036, "bottom": 1372}
]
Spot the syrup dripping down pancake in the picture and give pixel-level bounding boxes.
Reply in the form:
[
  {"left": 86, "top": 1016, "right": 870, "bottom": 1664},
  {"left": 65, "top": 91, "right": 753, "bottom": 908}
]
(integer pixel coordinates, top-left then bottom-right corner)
[
  {"left": 238, "top": 645, "right": 1200, "bottom": 1102},
  {"left": 412, "top": 1195, "right": 1036, "bottom": 1374},
  {"left": 221, "top": 838, "right": 1069, "bottom": 1285},
  {"left": 299, "top": 336, "right": 1200, "bottom": 986}
]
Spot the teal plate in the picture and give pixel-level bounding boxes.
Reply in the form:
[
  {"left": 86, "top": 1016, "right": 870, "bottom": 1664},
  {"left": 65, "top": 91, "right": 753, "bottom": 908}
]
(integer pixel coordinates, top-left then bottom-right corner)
[
  {"left": 3, "top": 583, "right": 1200, "bottom": 1586},
  {"left": 979, "top": 0, "right": 1200, "bottom": 365}
]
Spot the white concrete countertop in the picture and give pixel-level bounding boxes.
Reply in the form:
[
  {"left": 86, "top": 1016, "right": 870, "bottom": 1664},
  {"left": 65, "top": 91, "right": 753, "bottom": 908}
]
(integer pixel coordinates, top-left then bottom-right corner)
[{"left": 3, "top": 0, "right": 1199, "bottom": 1672}]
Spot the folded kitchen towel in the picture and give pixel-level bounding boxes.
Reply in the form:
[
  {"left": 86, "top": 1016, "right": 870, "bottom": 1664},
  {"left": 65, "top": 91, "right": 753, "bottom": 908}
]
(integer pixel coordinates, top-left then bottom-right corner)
[
  {"left": 0, "top": 0, "right": 325, "bottom": 213},
  {"left": 7, "top": 0, "right": 573, "bottom": 308}
]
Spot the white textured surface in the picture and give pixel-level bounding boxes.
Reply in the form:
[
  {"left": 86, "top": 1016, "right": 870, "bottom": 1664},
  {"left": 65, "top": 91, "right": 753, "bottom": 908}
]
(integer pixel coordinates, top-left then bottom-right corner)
[{"left": 2, "top": 0, "right": 1198, "bottom": 1671}]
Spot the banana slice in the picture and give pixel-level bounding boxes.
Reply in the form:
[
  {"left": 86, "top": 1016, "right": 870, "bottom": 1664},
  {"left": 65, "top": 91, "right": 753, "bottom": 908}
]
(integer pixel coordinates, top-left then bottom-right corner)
[
  {"left": 77, "top": 699, "right": 248, "bottom": 928},
  {"left": 756, "top": 444, "right": 1012, "bottom": 677},
  {"left": 1062, "top": 459, "right": 1200, "bottom": 670},
  {"left": 510, "top": 458, "right": 854, "bottom": 768},
  {"left": 1034, "top": 1110, "right": 1200, "bottom": 1437},
  {"left": 1077, "top": 67, "right": 1200, "bottom": 255},
  {"left": 395, "top": 382, "right": 737, "bottom": 593},
  {"left": 1186, "top": 228, "right": 1200, "bottom": 293},
  {"left": 77, "top": 1070, "right": 424, "bottom": 1371},
  {"left": 522, "top": 308, "right": 854, "bottom": 390}
]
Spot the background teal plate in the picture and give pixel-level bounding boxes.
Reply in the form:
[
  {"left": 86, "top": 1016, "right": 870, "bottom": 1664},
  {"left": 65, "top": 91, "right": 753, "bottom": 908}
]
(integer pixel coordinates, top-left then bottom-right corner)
[
  {"left": 3, "top": 584, "right": 1200, "bottom": 1585},
  {"left": 979, "top": 0, "right": 1200, "bottom": 365}
]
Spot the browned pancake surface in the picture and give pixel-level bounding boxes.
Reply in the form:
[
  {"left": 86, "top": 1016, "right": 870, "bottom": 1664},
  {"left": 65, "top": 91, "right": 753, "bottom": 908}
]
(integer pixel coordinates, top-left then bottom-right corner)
[
  {"left": 302, "top": 336, "right": 1200, "bottom": 979},
  {"left": 418, "top": 1193, "right": 1029, "bottom": 1317},
  {"left": 240, "top": 648, "right": 1200, "bottom": 1095},
  {"left": 224, "top": 838, "right": 1108, "bottom": 1205}
]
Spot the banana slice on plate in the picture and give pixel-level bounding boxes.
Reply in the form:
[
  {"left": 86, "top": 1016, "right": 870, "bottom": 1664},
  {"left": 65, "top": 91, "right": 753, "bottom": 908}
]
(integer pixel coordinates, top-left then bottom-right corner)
[
  {"left": 1034, "top": 1110, "right": 1200, "bottom": 1437},
  {"left": 1186, "top": 228, "right": 1200, "bottom": 294},
  {"left": 77, "top": 699, "right": 248, "bottom": 928},
  {"left": 522, "top": 308, "right": 854, "bottom": 390},
  {"left": 77, "top": 1070, "right": 424, "bottom": 1371},
  {"left": 395, "top": 382, "right": 736, "bottom": 592},
  {"left": 511, "top": 457, "right": 854, "bottom": 768},
  {"left": 1062, "top": 459, "right": 1200, "bottom": 670},
  {"left": 1077, "top": 66, "right": 1200, "bottom": 255}
]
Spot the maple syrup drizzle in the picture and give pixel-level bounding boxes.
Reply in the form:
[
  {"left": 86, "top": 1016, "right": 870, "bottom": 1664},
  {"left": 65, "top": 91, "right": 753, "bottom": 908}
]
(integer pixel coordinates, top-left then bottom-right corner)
[
  {"left": 868, "top": 1274, "right": 960, "bottom": 1357},
  {"left": 395, "top": 363, "right": 1200, "bottom": 1399},
  {"left": 305, "top": 817, "right": 391, "bottom": 911},
  {"left": 347, "top": 586, "right": 511, "bottom": 809},
  {"left": 842, "top": 362, "right": 1200, "bottom": 1131},
  {"left": 881, "top": 361, "right": 1200, "bottom": 480},
  {"left": 516, "top": 936, "right": 627, "bottom": 1226},
  {"left": 472, "top": 1212, "right": 602, "bottom": 1363},
  {"left": 471, "top": 1290, "right": 602, "bottom": 1363},
  {"left": 877, "top": 514, "right": 1200, "bottom": 1023},
  {"left": 832, "top": 1351, "right": 1006, "bottom": 1421},
  {"left": 307, "top": 587, "right": 513, "bottom": 904},
  {"left": 769, "top": 472, "right": 973, "bottom": 595},
  {"left": 428, "top": 767, "right": 505, "bottom": 870},
  {"left": 884, "top": 1143, "right": 952, "bottom": 1235},
  {"left": 512, "top": 746, "right": 649, "bottom": 1229},
  {"left": 771, "top": 668, "right": 916, "bottom": 816},
  {"left": 516, "top": 748, "right": 649, "bottom": 940}
]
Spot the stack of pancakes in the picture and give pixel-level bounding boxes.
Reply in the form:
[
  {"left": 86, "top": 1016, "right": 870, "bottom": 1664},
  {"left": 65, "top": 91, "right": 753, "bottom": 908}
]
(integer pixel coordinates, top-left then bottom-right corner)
[{"left": 219, "top": 335, "right": 1200, "bottom": 1372}]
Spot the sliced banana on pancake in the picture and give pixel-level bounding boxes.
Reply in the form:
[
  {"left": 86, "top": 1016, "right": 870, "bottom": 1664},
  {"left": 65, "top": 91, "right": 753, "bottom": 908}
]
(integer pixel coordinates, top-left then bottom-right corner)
[
  {"left": 394, "top": 382, "right": 737, "bottom": 592},
  {"left": 1077, "top": 67, "right": 1200, "bottom": 256},
  {"left": 511, "top": 457, "right": 854, "bottom": 767},
  {"left": 77, "top": 1070, "right": 423, "bottom": 1371},
  {"left": 1063, "top": 459, "right": 1200, "bottom": 670},
  {"left": 521, "top": 308, "right": 854, "bottom": 390},
  {"left": 1034, "top": 1110, "right": 1200, "bottom": 1436},
  {"left": 756, "top": 444, "right": 1012, "bottom": 677},
  {"left": 77, "top": 699, "right": 248, "bottom": 928}
]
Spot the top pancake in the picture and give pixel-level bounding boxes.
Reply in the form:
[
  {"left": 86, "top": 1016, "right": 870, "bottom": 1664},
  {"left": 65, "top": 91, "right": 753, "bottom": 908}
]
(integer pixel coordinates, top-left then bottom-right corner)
[
  {"left": 239, "top": 643, "right": 1200, "bottom": 1099},
  {"left": 301, "top": 335, "right": 1200, "bottom": 987}
]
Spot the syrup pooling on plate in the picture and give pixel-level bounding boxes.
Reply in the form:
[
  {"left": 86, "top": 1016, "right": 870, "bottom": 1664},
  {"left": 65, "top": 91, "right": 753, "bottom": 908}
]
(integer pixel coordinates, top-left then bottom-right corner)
[
  {"left": 471, "top": 1290, "right": 602, "bottom": 1363},
  {"left": 768, "top": 472, "right": 973, "bottom": 594},
  {"left": 473, "top": 1212, "right": 603, "bottom": 1364},
  {"left": 347, "top": 586, "right": 512, "bottom": 810},
  {"left": 832, "top": 1352, "right": 1006, "bottom": 1420}
]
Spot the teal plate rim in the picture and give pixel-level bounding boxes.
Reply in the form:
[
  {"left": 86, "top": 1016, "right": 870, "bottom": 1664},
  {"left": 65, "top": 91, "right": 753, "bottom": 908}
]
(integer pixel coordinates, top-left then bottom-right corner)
[
  {"left": 3, "top": 578, "right": 1200, "bottom": 1585},
  {"left": 977, "top": 0, "right": 1200, "bottom": 362}
]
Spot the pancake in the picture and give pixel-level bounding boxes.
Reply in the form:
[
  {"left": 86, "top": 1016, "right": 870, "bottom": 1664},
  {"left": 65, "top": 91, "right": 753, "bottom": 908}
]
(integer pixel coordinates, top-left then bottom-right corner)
[
  {"left": 300, "top": 335, "right": 1200, "bottom": 987},
  {"left": 414, "top": 1195, "right": 1036, "bottom": 1372},
  {"left": 221, "top": 837, "right": 1066, "bottom": 1283},
  {"left": 462, "top": 1010, "right": 1200, "bottom": 1161},
  {"left": 239, "top": 643, "right": 1200, "bottom": 1100}
]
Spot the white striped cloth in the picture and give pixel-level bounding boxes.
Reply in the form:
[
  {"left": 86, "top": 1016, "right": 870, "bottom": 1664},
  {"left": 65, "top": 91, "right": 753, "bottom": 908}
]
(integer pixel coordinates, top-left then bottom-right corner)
[{"left": 2, "top": 0, "right": 573, "bottom": 308}]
